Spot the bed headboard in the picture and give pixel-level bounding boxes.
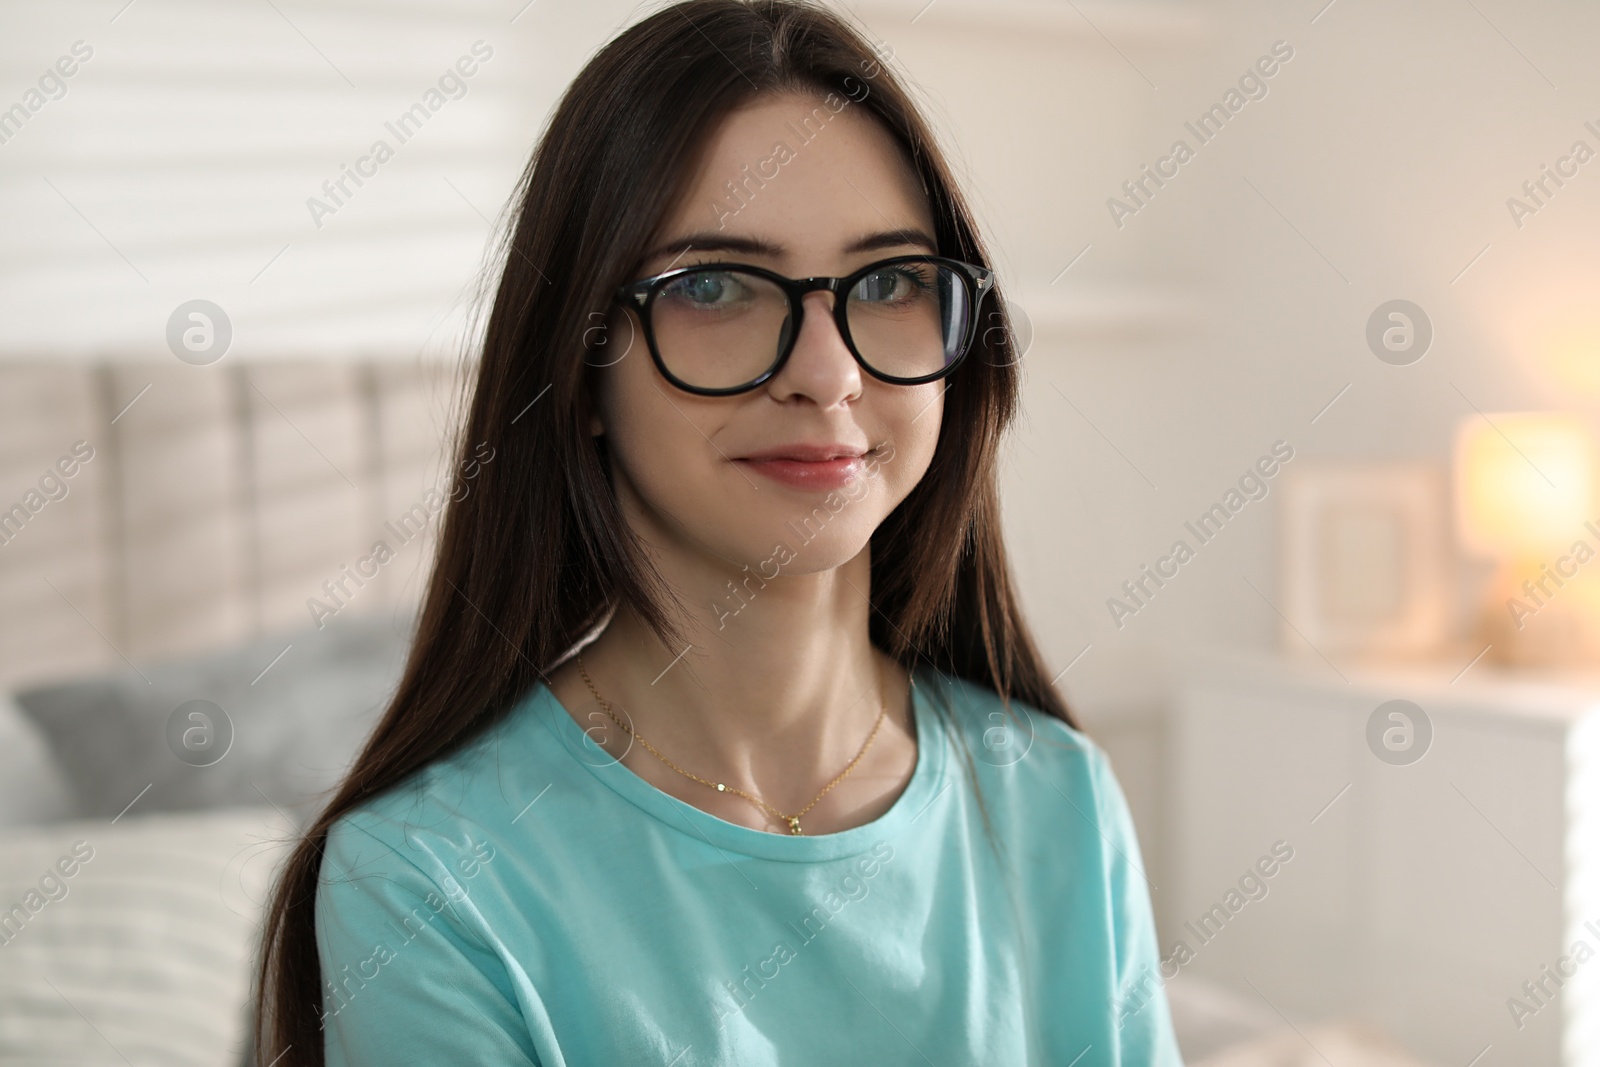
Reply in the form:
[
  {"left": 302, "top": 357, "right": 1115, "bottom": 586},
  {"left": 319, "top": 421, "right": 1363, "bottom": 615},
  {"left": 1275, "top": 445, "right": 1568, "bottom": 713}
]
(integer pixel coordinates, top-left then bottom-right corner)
[{"left": 0, "top": 360, "right": 471, "bottom": 689}]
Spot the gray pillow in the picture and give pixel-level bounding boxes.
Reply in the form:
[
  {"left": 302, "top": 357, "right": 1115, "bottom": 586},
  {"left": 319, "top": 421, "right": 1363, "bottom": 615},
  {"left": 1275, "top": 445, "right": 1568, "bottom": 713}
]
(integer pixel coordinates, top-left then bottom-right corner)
[
  {"left": 0, "top": 691, "right": 77, "bottom": 828},
  {"left": 13, "top": 612, "right": 412, "bottom": 826}
]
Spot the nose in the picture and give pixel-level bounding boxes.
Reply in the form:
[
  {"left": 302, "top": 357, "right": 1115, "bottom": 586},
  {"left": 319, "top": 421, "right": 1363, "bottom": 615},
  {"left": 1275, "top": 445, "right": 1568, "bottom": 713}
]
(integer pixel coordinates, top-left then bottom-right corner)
[{"left": 765, "top": 288, "right": 862, "bottom": 408}]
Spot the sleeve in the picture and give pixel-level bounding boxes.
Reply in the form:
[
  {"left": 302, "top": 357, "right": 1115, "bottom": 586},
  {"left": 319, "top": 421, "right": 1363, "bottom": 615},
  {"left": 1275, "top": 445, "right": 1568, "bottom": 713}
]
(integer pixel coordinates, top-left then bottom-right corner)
[
  {"left": 1090, "top": 743, "right": 1187, "bottom": 1066},
  {"left": 315, "top": 815, "right": 542, "bottom": 1067}
]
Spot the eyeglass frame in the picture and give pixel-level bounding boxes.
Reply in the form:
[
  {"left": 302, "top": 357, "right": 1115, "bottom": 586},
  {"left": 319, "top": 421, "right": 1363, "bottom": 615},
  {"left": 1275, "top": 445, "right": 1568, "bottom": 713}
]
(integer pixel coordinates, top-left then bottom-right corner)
[{"left": 611, "top": 253, "right": 996, "bottom": 397}]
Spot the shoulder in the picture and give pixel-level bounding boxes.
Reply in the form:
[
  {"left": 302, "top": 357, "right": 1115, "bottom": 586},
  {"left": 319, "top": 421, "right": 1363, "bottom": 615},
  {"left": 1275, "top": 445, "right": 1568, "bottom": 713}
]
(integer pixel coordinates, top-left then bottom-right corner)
[
  {"left": 916, "top": 667, "right": 1131, "bottom": 836},
  {"left": 916, "top": 667, "right": 1102, "bottom": 771},
  {"left": 317, "top": 687, "right": 551, "bottom": 909},
  {"left": 312, "top": 709, "right": 548, "bottom": 1065}
]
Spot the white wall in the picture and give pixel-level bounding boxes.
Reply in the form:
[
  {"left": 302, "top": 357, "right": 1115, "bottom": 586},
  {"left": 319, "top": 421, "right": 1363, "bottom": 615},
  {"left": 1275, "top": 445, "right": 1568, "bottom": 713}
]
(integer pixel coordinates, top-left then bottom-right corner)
[
  {"left": 0, "top": 0, "right": 632, "bottom": 358},
  {"left": 852, "top": 0, "right": 1600, "bottom": 683}
]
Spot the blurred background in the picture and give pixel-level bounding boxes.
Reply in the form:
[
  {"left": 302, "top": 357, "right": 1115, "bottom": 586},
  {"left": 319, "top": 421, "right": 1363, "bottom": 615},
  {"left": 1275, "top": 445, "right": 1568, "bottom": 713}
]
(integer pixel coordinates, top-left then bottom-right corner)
[{"left": 2, "top": 0, "right": 1599, "bottom": 1064}]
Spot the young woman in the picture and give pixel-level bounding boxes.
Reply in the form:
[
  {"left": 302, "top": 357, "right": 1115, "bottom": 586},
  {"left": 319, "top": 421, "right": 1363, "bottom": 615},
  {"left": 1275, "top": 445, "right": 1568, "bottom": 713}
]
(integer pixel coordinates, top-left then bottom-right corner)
[{"left": 256, "top": 2, "right": 1183, "bottom": 1063}]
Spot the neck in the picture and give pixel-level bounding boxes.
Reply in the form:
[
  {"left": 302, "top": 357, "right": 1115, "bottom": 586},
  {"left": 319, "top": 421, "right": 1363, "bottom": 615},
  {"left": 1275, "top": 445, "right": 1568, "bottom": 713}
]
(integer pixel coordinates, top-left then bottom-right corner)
[{"left": 582, "top": 546, "right": 888, "bottom": 790}]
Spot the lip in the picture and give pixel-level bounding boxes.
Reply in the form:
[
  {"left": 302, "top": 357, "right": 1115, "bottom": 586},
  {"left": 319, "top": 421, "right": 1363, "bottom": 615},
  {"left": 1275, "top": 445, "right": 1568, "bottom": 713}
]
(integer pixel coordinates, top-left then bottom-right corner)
[
  {"left": 737, "top": 442, "right": 866, "bottom": 463},
  {"left": 733, "top": 442, "right": 871, "bottom": 491}
]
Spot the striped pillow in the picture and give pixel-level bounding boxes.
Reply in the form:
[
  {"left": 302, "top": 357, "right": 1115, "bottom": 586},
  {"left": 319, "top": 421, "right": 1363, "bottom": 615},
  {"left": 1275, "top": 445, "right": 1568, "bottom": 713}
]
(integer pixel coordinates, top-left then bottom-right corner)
[{"left": 0, "top": 807, "right": 288, "bottom": 1066}]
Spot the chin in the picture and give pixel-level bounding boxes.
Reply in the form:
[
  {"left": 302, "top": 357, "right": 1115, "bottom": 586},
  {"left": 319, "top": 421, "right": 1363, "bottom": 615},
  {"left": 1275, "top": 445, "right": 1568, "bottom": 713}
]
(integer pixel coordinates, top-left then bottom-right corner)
[{"left": 711, "top": 502, "right": 881, "bottom": 579}]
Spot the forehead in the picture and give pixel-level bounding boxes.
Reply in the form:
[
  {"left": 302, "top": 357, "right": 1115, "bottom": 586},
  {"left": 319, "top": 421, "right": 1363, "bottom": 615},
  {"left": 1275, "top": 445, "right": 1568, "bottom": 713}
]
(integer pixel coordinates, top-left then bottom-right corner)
[{"left": 644, "top": 90, "right": 937, "bottom": 274}]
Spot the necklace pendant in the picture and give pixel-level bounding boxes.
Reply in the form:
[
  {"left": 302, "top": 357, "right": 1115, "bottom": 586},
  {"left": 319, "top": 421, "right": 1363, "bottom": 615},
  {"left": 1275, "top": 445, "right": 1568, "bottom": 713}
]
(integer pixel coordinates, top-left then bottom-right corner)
[{"left": 787, "top": 816, "right": 803, "bottom": 835}]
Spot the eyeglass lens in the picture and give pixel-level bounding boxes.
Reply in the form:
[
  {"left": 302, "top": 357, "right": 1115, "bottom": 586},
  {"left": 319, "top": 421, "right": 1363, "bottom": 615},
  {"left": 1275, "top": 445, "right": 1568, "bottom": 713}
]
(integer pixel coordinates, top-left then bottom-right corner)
[{"left": 648, "top": 258, "right": 969, "bottom": 391}]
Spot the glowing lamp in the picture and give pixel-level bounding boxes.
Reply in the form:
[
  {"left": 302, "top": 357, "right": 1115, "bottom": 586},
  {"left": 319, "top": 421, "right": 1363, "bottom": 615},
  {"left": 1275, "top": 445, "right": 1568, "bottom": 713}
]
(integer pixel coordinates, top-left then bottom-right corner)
[
  {"left": 1454, "top": 412, "right": 1600, "bottom": 665},
  {"left": 1455, "top": 412, "right": 1595, "bottom": 559}
]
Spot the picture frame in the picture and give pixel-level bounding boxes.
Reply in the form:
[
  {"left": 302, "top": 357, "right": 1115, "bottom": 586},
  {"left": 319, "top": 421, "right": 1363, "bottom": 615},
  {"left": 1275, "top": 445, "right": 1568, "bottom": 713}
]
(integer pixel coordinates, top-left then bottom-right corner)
[{"left": 1278, "top": 460, "right": 1452, "bottom": 659}]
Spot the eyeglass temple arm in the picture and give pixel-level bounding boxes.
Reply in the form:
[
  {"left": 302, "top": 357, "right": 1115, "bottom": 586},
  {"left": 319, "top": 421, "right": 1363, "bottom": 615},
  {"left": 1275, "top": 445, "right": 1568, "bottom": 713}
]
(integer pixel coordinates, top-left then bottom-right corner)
[{"left": 964, "top": 264, "right": 995, "bottom": 292}]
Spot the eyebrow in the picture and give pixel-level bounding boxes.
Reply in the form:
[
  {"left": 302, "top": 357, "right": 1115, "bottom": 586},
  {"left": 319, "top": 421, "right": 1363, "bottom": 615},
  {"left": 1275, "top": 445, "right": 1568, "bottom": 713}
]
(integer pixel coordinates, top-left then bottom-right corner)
[{"left": 642, "top": 227, "right": 939, "bottom": 268}]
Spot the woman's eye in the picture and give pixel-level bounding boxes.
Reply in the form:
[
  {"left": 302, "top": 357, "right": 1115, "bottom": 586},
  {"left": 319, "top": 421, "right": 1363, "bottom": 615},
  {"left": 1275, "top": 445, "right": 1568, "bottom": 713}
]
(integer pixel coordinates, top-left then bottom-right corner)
[
  {"left": 854, "top": 267, "right": 926, "bottom": 303},
  {"left": 665, "top": 271, "right": 741, "bottom": 306}
]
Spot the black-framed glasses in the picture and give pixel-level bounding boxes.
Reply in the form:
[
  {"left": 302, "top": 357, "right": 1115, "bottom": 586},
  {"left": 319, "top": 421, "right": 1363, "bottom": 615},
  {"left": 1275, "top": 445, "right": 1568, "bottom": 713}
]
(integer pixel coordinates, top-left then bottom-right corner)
[{"left": 613, "top": 254, "right": 995, "bottom": 396}]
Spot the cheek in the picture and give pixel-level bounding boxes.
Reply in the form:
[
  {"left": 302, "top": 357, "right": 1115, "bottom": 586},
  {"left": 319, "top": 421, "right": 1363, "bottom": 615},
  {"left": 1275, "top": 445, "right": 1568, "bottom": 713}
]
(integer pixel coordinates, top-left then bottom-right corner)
[
  {"left": 879, "top": 385, "right": 943, "bottom": 488},
  {"left": 596, "top": 354, "right": 733, "bottom": 522}
]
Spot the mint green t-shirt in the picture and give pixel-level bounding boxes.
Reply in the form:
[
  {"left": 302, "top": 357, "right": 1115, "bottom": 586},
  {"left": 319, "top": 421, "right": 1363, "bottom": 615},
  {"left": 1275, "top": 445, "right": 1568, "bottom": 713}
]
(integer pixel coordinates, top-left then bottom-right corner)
[{"left": 314, "top": 667, "right": 1183, "bottom": 1065}]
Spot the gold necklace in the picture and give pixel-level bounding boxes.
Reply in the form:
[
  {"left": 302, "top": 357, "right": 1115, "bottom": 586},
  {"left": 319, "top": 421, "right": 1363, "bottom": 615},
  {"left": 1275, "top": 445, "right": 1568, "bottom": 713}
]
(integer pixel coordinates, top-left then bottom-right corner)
[{"left": 575, "top": 654, "right": 889, "bottom": 835}]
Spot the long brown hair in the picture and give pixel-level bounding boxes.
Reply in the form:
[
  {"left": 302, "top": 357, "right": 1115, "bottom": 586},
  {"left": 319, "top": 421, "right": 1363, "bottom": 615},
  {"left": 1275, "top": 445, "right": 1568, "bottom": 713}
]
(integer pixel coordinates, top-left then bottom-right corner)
[{"left": 255, "top": 1, "right": 1077, "bottom": 1061}]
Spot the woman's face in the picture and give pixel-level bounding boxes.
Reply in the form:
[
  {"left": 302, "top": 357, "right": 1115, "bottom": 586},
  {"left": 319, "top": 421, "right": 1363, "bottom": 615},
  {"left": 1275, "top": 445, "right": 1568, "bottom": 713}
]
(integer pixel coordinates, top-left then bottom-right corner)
[{"left": 592, "top": 91, "right": 946, "bottom": 579}]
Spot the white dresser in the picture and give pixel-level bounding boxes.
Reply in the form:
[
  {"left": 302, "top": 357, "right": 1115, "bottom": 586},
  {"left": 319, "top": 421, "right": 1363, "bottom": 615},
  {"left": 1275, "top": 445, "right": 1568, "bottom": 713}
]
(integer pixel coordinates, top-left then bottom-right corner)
[{"left": 1167, "top": 647, "right": 1600, "bottom": 1067}]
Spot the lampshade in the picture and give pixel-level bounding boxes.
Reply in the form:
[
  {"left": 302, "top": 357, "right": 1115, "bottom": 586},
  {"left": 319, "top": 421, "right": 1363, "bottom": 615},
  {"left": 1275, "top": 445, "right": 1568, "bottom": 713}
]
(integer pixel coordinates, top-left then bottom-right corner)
[{"left": 1454, "top": 412, "right": 1596, "bottom": 558}]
